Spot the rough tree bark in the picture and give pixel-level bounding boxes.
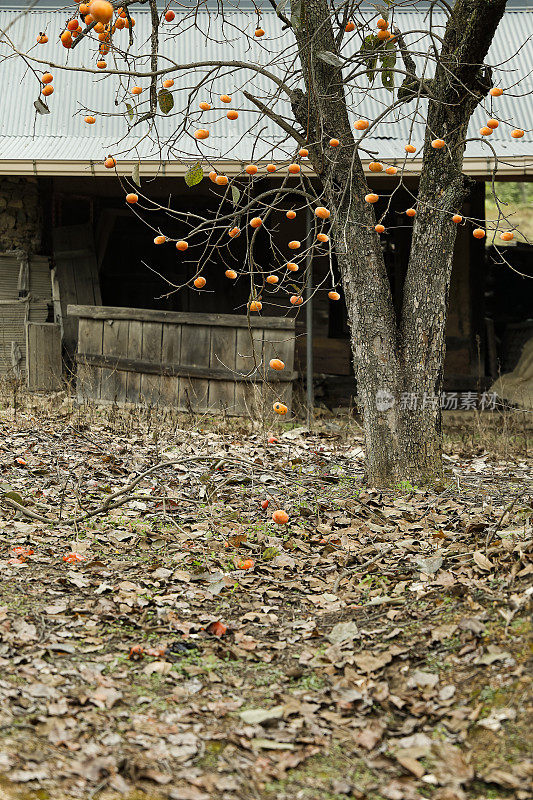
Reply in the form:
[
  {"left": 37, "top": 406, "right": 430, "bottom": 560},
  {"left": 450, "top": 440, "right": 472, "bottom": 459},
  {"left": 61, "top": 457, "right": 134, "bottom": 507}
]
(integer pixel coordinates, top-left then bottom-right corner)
[{"left": 291, "top": 0, "right": 507, "bottom": 486}]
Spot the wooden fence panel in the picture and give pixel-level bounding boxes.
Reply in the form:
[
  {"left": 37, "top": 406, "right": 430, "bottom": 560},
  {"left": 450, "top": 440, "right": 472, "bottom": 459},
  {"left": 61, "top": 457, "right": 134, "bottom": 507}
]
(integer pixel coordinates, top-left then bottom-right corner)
[{"left": 68, "top": 305, "right": 296, "bottom": 414}]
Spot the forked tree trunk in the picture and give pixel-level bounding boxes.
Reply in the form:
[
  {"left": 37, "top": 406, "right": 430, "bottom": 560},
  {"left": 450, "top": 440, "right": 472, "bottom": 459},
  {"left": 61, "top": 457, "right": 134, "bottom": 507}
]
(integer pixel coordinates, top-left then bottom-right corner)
[{"left": 290, "top": 0, "right": 507, "bottom": 486}]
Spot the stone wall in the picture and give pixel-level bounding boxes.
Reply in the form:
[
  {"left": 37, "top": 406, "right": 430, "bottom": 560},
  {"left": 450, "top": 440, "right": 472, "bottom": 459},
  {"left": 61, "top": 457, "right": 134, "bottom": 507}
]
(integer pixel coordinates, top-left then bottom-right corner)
[{"left": 0, "top": 176, "right": 42, "bottom": 254}]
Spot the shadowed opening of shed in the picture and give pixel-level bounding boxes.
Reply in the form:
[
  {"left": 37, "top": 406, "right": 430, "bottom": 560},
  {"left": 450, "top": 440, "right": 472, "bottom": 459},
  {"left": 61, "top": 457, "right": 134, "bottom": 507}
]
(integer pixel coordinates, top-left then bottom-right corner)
[{"left": 68, "top": 304, "right": 296, "bottom": 415}]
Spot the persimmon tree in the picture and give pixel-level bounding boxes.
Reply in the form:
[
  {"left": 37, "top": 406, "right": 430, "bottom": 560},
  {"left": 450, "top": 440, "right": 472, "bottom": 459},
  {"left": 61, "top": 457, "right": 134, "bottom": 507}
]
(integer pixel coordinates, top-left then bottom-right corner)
[{"left": 2, "top": 0, "right": 528, "bottom": 485}]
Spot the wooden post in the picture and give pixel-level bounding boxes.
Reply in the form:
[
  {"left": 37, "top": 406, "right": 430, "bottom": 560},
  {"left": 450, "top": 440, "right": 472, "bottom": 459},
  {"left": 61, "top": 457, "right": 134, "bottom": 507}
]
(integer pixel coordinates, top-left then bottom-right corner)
[
  {"left": 305, "top": 208, "right": 314, "bottom": 427},
  {"left": 26, "top": 322, "right": 62, "bottom": 391}
]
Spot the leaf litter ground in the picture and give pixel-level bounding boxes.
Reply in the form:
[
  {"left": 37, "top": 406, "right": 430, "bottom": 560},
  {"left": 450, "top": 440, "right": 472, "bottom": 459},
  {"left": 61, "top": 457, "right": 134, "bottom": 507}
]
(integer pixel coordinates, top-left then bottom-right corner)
[{"left": 0, "top": 394, "right": 531, "bottom": 800}]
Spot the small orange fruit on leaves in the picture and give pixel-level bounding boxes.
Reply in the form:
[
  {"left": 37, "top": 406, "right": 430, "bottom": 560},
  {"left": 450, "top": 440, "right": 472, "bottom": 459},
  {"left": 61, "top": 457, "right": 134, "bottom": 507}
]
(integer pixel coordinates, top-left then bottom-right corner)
[
  {"left": 269, "top": 358, "right": 285, "bottom": 370},
  {"left": 194, "top": 276, "right": 206, "bottom": 288},
  {"left": 207, "top": 621, "right": 227, "bottom": 636},
  {"left": 261, "top": 499, "right": 269, "bottom": 509},
  {"left": 273, "top": 401, "right": 287, "bottom": 415},
  {"left": 129, "top": 645, "right": 144, "bottom": 660},
  {"left": 328, "top": 291, "right": 340, "bottom": 301},
  {"left": 89, "top": 1, "right": 113, "bottom": 24},
  {"left": 473, "top": 228, "right": 486, "bottom": 239},
  {"left": 237, "top": 559, "right": 254, "bottom": 570},
  {"left": 272, "top": 509, "right": 289, "bottom": 524},
  {"left": 63, "top": 552, "right": 85, "bottom": 563},
  {"left": 126, "top": 193, "right": 138, "bottom": 204},
  {"left": 267, "top": 436, "right": 278, "bottom": 444},
  {"left": 176, "top": 240, "right": 188, "bottom": 251}
]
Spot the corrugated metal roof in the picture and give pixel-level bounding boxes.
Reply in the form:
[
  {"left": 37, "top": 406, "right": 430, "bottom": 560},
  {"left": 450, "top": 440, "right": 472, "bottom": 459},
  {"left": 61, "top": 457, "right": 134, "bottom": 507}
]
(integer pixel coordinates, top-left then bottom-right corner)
[{"left": 0, "top": 3, "right": 531, "bottom": 170}]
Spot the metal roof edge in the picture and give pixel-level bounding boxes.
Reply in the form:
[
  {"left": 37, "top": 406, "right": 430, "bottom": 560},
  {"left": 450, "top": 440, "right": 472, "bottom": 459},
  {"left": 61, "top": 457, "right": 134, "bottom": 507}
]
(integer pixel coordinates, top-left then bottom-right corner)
[{"left": 0, "top": 156, "right": 531, "bottom": 178}]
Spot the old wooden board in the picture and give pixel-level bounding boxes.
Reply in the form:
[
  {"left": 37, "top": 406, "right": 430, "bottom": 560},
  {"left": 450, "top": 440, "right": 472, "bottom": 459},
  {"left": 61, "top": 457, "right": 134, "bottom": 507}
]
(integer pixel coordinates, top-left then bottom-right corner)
[
  {"left": 208, "top": 326, "right": 237, "bottom": 412},
  {"left": 181, "top": 323, "right": 210, "bottom": 412},
  {"left": 160, "top": 322, "right": 181, "bottom": 408},
  {"left": 76, "top": 318, "right": 104, "bottom": 401},
  {"left": 101, "top": 319, "right": 129, "bottom": 404},
  {"left": 26, "top": 323, "right": 62, "bottom": 392}
]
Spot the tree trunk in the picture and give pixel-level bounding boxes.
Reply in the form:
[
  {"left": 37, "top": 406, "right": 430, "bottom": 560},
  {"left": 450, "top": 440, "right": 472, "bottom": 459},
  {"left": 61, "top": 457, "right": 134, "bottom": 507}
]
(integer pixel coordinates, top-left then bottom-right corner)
[{"left": 290, "top": 0, "right": 507, "bottom": 486}]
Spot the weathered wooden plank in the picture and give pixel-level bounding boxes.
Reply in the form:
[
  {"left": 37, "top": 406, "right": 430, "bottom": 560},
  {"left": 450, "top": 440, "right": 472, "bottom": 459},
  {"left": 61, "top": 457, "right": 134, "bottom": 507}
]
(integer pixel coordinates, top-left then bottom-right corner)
[
  {"left": 76, "top": 353, "right": 296, "bottom": 381},
  {"left": 68, "top": 304, "right": 295, "bottom": 331},
  {"left": 208, "top": 326, "right": 237, "bottom": 412},
  {"left": 126, "top": 320, "right": 143, "bottom": 404},
  {"left": 76, "top": 318, "right": 103, "bottom": 401},
  {"left": 140, "top": 322, "right": 163, "bottom": 405},
  {"left": 26, "top": 323, "right": 62, "bottom": 392},
  {"left": 181, "top": 324, "right": 210, "bottom": 412},
  {"left": 100, "top": 319, "right": 129, "bottom": 404},
  {"left": 160, "top": 322, "right": 181, "bottom": 408}
]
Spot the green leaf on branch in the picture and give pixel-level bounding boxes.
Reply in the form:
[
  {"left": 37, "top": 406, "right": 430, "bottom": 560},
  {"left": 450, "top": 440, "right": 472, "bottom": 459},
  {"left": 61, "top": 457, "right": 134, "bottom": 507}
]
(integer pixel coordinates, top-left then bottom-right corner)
[
  {"left": 125, "top": 102, "right": 134, "bottom": 121},
  {"left": 132, "top": 162, "right": 141, "bottom": 187},
  {"left": 317, "top": 51, "right": 344, "bottom": 68},
  {"left": 158, "top": 88, "right": 174, "bottom": 115},
  {"left": 34, "top": 98, "right": 50, "bottom": 115},
  {"left": 360, "top": 35, "right": 379, "bottom": 83},
  {"left": 184, "top": 162, "right": 204, "bottom": 187},
  {"left": 231, "top": 185, "right": 241, "bottom": 206},
  {"left": 380, "top": 41, "right": 396, "bottom": 92}
]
